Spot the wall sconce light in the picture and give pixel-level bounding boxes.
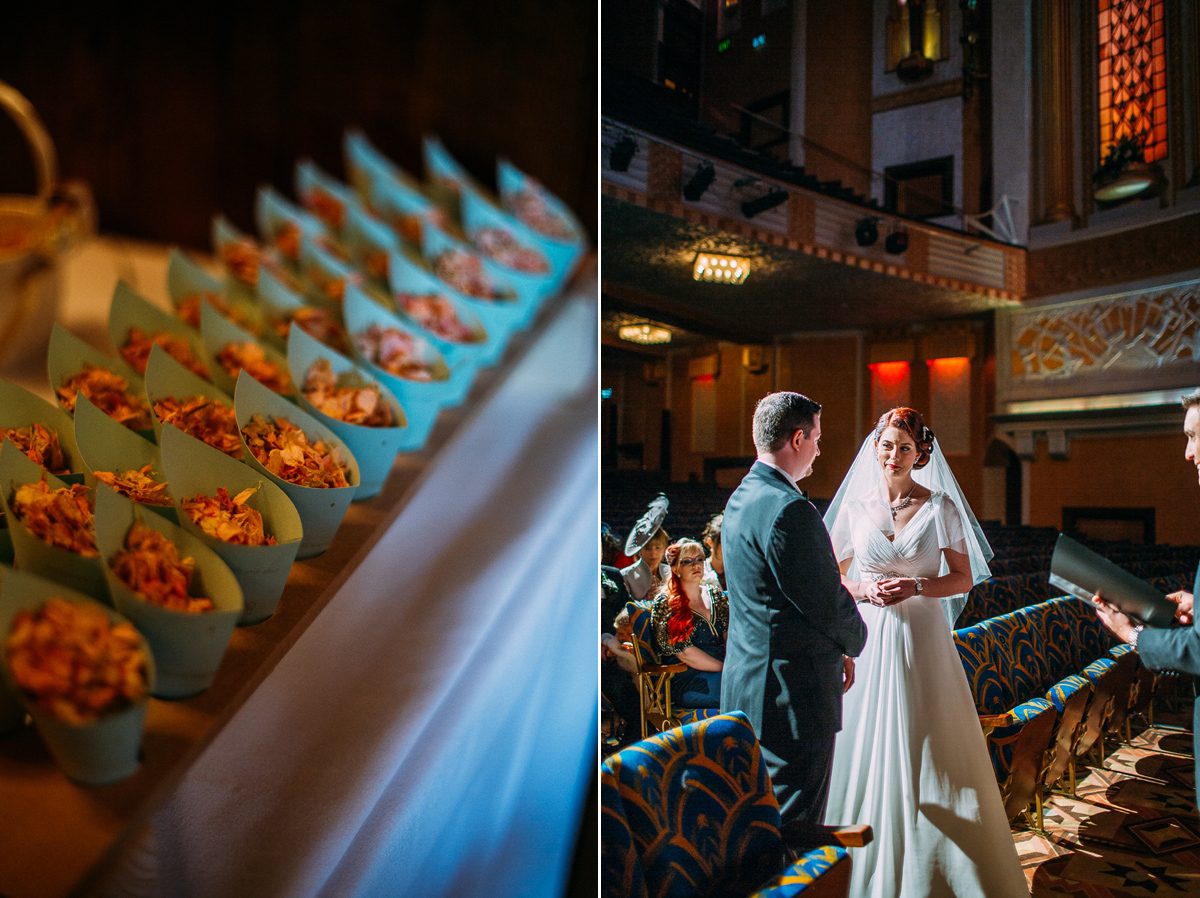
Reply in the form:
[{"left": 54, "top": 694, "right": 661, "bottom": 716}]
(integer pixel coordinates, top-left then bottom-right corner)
[
  {"left": 855, "top": 217, "right": 880, "bottom": 246},
  {"left": 741, "top": 188, "right": 788, "bottom": 219},
  {"left": 619, "top": 323, "right": 672, "bottom": 345},
  {"left": 683, "top": 162, "right": 716, "bottom": 202},
  {"left": 885, "top": 228, "right": 909, "bottom": 254},
  {"left": 609, "top": 135, "right": 638, "bottom": 172},
  {"left": 693, "top": 252, "right": 749, "bottom": 284},
  {"left": 743, "top": 346, "right": 769, "bottom": 375}
]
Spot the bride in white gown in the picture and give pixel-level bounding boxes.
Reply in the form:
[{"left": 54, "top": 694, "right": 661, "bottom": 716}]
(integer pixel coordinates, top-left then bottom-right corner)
[{"left": 822, "top": 408, "right": 1028, "bottom": 898}]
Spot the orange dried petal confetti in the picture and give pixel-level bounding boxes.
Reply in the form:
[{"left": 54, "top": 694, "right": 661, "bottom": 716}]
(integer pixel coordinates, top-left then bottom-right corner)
[
  {"left": 303, "top": 187, "right": 346, "bottom": 231},
  {"left": 432, "top": 248, "right": 503, "bottom": 300},
  {"left": 177, "top": 291, "right": 264, "bottom": 336},
  {"left": 302, "top": 359, "right": 394, "bottom": 427},
  {"left": 399, "top": 293, "right": 475, "bottom": 343},
  {"left": 182, "top": 485, "right": 277, "bottom": 546},
  {"left": 56, "top": 363, "right": 153, "bottom": 431},
  {"left": 511, "top": 185, "right": 574, "bottom": 239},
  {"left": 216, "top": 341, "right": 293, "bottom": 395},
  {"left": 152, "top": 395, "right": 243, "bottom": 459},
  {"left": 120, "top": 326, "right": 210, "bottom": 378},
  {"left": 6, "top": 598, "right": 148, "bottom": 724},
  {"left": 1, "top": 423, "right": 69, "bottom": 476},
  {"left": 352, "top": 324, "right": 435, "bottom": 382},
  {"left": 93, "top": 465, "right": 172, "bottom": 506},
  {"left": 11, "top": 477, "right": 98, "bottom": 556},
  {"left": 219, "top": 237, "right": 261, "bottom": 287},
  {"left": 273, "top": 221, "right": 301, "bottom": 262},
  {"left": 109, "top": 521, "right": 213, "bottom": 613},
  {"left": 474, "top": 226, "right": 549, "bottom": 273},
  {"left": 272, "top": 306, "right": 348, "bottom": 354},
  {"left": 241, "top": 413, "right": 350, "bottom": 489}
]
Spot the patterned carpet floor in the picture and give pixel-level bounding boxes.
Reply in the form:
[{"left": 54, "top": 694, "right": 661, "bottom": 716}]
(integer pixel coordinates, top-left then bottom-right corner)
[{"left": 1015, "top": 709, "right": 1200, "bottom": 896}]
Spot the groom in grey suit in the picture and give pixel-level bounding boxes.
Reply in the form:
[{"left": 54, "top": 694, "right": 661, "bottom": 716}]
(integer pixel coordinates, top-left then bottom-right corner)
[{"left": 721, "top": 391, "right": 867, "bottom": 824}]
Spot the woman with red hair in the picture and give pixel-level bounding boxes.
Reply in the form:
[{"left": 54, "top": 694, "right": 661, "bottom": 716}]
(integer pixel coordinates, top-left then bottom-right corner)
[{"left": 647, "top": 538, "right": 728, "bottom": 708}]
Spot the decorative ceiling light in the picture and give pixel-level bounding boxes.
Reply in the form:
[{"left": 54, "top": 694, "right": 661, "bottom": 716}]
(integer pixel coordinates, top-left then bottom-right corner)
[
  {"left": 693, "top": 252, "right": 749, "bottom": 285},
  {"left": 618, "top": 323, "right": 672, "bottom": 345}
]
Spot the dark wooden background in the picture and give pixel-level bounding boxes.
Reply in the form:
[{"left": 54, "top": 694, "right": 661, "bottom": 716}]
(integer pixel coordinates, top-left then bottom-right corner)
[{"left": 0, "top": 0, "right": 596, "bottom": 250}]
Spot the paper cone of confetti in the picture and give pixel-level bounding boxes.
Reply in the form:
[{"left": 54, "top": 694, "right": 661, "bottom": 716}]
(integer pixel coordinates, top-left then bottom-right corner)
[
  {"left": 234, "top": 370, "right": 360, "bottom": 559},
  {"left": 342, "top": 286, "right": 461, "bottom": 442},
  {"left": 496, "top": 157, "right": 587, "bottom": 286},
  {"left": 385, "top": 248, "right": 500, "bottom": 368},
  {"left": 167, "top": 245, "right": 266, "bottom": 337},
  {"left": 287, "top": 323, "right": 409, "bottom": 499},
  {"left": 0, "top": 440, "right": 108, "bottom": 602},
  {"left": 459, "top": 184, "right": 558, "bottom": 303},
  {"left": 256, "top": 265, "right": 349, "bottom": 356},
  {"left": 144, "top": 344, "right": 243, "bottom": 460},
  {"left": 0, "top": 565, "right": 155, "bottom": 783},
  {"left": 94, "top": 485, "right": 243, "bottom": 699},
  {"left": 47, "top": 323, "right": 155, "bottom": 441},
  {"left": 159, "top": 424, "right": 302, "bottom": 625},
  {"left": 0, "top": 376, "right": 87, "bottom": 483},
  {"left": 108, "top": 280, "right": 211, "bottom": 381},
  {"left": 74, "top": 394, "right": 177, "bottom": 524},
  {"left": 420, "top": 223, "right": 537, "bottom": 332},
  {"left": 200, "top": 300, "right": 295, "bottom": 399}
]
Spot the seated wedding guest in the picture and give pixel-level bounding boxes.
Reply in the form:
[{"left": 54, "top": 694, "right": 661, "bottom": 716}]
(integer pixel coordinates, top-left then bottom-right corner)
[
  {"left": 649, "top": 538, "right": 727, "bottom": 709},
  {"left": 600, "top": 522, "right": 622, "bottom": 568},
  {"left": 621, "top": 494, "right": 671, "bottom": 601},
  {"left": 601, "top": 599, "right": 639, "bottom": 748},
  {"left": 1093, "top": 387, "right": 1200, "bottom": 808},
  {"left": 702, "top": 512, "right": 725, "bottom": 591},
  {"left": 601, "top": 528, "right": 632, "bottom": 637}
]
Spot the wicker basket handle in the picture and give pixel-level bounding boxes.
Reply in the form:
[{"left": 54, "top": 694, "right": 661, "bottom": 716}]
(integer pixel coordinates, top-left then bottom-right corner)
[{"left": 0, "top": 79, "right": 58, "bottom": 204}]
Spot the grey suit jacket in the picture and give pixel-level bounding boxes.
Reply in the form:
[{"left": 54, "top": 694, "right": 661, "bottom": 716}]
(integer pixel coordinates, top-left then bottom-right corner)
[
  {"left": 1136, "top": 563, "right": 1200, "bottom": 806},
  {"left": 720, "top": 461, "right": 867, "bottom": 745}
]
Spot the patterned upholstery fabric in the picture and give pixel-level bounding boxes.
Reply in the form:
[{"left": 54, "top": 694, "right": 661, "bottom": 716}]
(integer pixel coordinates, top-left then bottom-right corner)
[
  {"left": 600, "top": 712, "right": 850, "bottom": 898},
  {"left": 755, "top": 845, "right": 849, "bottom": 898},
  {"left": 954, "top": 593, "right": 1154, "bottom": 825}
]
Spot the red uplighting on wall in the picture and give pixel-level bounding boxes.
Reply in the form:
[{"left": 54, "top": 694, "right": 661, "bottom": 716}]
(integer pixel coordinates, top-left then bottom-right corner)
[
  {"left": 926, "top": 356, "right": 970, "bottom": 374},
  {"left": 692, "top": 374, "right": 715, "bottom": 382},
  {"left": 869, "top": 360, "right": 910, "bottom": 386}
]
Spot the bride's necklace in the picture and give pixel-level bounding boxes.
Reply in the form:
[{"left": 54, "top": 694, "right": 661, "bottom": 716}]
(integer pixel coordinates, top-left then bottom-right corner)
[{"left": 883, "top": 483, "right": 916, "bottom": 519}]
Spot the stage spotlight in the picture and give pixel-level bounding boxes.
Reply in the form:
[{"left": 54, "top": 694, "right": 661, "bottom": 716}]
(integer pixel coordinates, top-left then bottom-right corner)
[
  {"left": 885, "top": 229, "right": 909, "bottom": 254},
  {"left": 609, "top": 135, "right": 637, "bottom": 172},
  {"left": 855, "top": 217, "right": 880, "bottom": 247},
  {"left": 683, "top": 163, "right": 716, "bottom": 202},
  {"left": 741, "top": 189, "right": 788, "bottom": 219}
]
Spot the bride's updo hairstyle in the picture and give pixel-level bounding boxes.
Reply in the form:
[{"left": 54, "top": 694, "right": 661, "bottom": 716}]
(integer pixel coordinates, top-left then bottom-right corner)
[
  {"left": 873, "top": 407, "right": 935, "bottom": 469},
  {"left": 661, "top": 538, "right": 707, "bottom": 645}
]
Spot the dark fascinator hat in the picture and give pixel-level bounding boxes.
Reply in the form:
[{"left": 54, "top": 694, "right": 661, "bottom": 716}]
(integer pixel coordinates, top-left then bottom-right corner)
[{"left": 624, "top": 493, "right": 669, "bottom": 556}]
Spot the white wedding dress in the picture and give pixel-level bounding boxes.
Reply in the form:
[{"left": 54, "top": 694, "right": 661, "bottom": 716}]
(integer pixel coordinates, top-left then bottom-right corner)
[{"left": 822, "top": 492, "right": 1029, "bottom": 898}]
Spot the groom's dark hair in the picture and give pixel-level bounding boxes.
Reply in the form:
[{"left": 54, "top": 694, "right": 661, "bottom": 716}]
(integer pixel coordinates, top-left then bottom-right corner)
[{"left": 753, "top": 391, "right": 822, "bottom": 453}]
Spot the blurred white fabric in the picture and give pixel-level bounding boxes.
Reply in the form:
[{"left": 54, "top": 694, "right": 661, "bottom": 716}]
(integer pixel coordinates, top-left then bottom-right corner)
[{"left": 102, "top": 273, "right": 598, "bottom": 897}]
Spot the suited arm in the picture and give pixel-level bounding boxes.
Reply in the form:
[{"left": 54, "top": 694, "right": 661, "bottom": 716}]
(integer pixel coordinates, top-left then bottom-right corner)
[
  {"left": 1137, "top": 620, "right": 1200, "bottom": 677},
  {"left": 767, "top": 499, "right": 867, "bottom": 658}
]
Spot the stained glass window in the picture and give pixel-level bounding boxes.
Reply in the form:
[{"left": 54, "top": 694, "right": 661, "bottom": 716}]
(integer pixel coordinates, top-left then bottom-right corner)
[{"left": 1097, "top": 0, "right": 1167, "bottom": 162}]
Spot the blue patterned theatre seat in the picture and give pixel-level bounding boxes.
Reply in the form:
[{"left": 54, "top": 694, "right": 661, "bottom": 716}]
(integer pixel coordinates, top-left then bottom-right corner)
[
  {"left": 600, "top": 712, "right": 856, "bottom": 898},
  {"left": 626, "top": 601, "right": 719, "bottom": 739},
  {"left": 954, "top": 594, "right": 1145, "bottom": 829},
  {"left": 953, "top": 612, "right": 1059, "bottom": 830}
]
